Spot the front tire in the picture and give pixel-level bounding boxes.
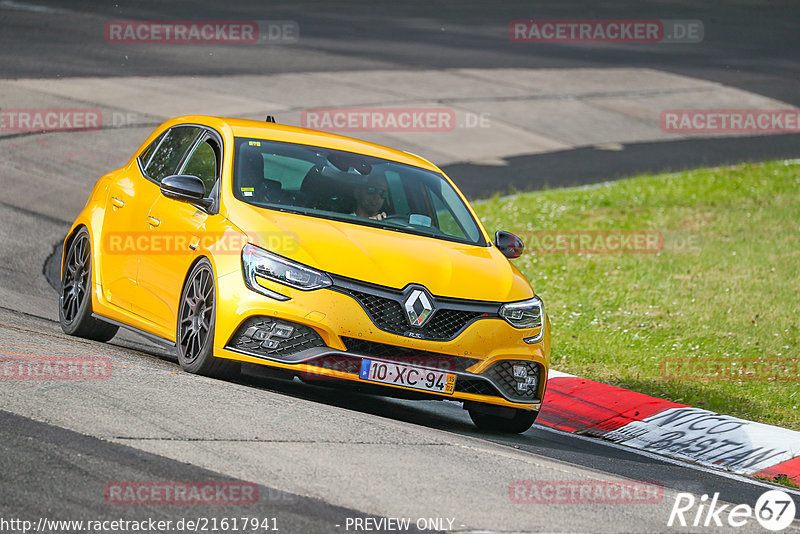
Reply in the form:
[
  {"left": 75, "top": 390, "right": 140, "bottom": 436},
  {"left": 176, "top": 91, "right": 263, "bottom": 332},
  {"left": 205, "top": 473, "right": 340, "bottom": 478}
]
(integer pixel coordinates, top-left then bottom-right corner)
[
  {"left": 176, "top": 259, "right": 239, "bottom": 379},
  {"left": 468, "top": 405, "right": 538, "bottom": 434},
  {"left": 59, "top": 228, "right": 118, "bottom": 342}
]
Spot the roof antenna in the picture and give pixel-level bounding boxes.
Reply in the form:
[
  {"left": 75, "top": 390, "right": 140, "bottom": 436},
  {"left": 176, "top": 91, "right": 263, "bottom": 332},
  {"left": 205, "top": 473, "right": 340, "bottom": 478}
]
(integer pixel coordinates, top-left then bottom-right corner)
[{"left": 265, "top": 115, "right": 276, "bottom": 123}]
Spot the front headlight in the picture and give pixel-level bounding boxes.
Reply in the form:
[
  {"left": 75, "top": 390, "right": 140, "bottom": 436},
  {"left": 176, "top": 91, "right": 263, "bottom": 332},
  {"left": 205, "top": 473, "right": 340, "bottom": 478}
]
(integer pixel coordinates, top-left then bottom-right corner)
[
  {"left": 499, "top": 296, "right": 544, "bottom": 329},
  {"left": 242, "top": 243, "right": 332, "bottom": 296}
]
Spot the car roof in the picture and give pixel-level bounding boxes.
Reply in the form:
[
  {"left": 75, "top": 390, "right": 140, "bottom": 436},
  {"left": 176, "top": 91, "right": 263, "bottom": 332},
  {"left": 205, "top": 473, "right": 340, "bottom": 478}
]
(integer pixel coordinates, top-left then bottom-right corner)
[{"left": 169, "top": 115, "right": 441, "bottom": 172}]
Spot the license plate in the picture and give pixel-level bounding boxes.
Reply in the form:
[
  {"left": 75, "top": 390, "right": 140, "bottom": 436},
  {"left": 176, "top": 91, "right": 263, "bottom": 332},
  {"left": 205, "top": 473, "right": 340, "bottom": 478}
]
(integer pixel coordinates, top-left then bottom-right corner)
[{"left": 359, "top": 359, "right": 456, "bottom": 395}]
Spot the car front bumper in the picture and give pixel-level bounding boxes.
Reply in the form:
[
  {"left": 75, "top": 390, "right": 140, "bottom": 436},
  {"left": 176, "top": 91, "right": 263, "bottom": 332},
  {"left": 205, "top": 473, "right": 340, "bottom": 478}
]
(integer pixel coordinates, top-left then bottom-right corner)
[{"left": 213, "top": 269, "right": 551, "bottom": 410}]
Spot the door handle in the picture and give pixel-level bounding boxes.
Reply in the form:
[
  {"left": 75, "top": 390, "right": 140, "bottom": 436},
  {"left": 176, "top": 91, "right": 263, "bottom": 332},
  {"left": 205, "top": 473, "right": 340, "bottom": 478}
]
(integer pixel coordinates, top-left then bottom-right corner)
[
  {"left": 147, "top": 216, "right": 161, "bottom": 227},
  {"left": 111, "top": 196, "right": 125, "bottom": 208}
]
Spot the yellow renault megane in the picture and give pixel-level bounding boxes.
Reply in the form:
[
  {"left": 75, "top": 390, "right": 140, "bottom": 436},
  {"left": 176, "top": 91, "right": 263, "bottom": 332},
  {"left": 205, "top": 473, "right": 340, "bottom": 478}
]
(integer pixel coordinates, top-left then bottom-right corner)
[{"left": 59, "top": 115, "right": 550, "bottom": 433}]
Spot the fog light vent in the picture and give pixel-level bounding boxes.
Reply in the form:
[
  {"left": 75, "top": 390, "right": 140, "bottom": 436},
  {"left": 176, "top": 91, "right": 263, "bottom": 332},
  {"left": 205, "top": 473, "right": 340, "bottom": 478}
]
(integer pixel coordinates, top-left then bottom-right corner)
[
  {"left": 486, "top": 360, "right": 540, "bottom": 401},
  {"left": 226, "top": 316, "right": 324, "bottom": 359}
]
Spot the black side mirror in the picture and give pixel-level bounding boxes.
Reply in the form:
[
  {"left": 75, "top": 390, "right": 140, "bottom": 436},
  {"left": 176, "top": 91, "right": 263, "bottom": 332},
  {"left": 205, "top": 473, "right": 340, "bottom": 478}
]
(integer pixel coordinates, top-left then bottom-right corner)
[
  {"left": 160, "top": 175, "right": 212, "bottom": 208},
  {"left": 495, "top": 230, "right": 524, "bottom": 259}
]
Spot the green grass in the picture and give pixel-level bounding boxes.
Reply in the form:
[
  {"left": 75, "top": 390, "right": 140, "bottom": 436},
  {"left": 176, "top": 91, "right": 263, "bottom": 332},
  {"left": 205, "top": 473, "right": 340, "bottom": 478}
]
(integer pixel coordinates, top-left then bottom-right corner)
[
  {"left": 473, "top": 160, "right": 800, "bottom": 430},
  {"left": 754, "top": 474, "right": 800, "bottom": 489}
]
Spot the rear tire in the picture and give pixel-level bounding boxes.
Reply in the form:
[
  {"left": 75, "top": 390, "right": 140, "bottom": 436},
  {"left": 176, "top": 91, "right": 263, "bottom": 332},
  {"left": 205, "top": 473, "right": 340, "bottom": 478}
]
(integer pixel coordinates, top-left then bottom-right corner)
[
  {"left": 176, "top": 259, "right": 239, "bottom": 379},
  {"left": 468, "top": 405, "right": 538, "bottom": 434},
  {"left": 59, "top": 228, "right": 118, "bottom": 342}
]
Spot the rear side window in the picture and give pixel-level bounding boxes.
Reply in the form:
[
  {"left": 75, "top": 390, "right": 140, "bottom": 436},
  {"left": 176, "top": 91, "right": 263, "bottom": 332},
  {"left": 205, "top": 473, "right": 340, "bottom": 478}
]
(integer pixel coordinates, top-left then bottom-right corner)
[{"left": 144, "top": 126, "right": 202, "bottom": 183}]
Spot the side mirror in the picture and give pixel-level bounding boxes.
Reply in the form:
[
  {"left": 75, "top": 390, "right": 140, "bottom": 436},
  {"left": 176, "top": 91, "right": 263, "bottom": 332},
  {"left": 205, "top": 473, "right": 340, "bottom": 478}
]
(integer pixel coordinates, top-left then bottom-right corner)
[
  {"left": 495, "top": 230, "right": 524, "bottom": 259},
  {"left": 160, "top": 175, "right": 212, "bottom": 208}
]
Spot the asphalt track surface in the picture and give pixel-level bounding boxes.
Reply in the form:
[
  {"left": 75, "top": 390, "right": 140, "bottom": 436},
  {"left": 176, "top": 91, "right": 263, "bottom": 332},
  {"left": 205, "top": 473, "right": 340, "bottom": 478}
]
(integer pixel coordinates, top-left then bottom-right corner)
[
  {"left": 2, "top": 1, "right": 800, "bottom": 533},
  {"left": 3, "top": 0, "right": 799, "bottom": 197}
]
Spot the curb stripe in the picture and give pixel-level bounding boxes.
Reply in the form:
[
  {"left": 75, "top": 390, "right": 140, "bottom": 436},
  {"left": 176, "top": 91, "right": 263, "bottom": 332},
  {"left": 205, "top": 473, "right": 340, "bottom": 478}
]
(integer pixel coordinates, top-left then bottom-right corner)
[
  {"left": 541, "top": 373, "right": 800, "bottom": 485},
  {"left": 539, "top": 376, "right": 685, "bottom": 433},
  {"left": 755, "top": 457, "right": 800, "bottom": 481}
]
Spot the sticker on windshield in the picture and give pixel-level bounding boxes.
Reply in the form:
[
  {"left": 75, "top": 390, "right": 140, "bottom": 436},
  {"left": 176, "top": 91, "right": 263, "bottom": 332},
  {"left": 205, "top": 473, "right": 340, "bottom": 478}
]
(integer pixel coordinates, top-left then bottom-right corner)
[
  {"left": 248, "top": 141, "right": 261, "bottom": 147},
  {"left": 241, "top": 187, "right": 254, "bottom": 197}
]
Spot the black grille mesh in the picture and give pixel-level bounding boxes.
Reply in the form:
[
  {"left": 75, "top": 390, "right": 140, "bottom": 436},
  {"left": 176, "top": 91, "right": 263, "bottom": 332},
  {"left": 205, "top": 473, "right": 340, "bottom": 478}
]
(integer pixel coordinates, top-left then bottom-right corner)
[
  {"left": 226, "top": 317, "right": 325, "bottom": 358},
  {"left": 351, "top": 290, "right": 406, "bottom": 331},
  {"left": 345, "top": 288, "right": 483, "bottom": 340},
  {"left": 487, "top": 360, "right": 541, "bottom": 401},
  {"left": 342, "top": 337, "right": 480, "bottom": 372},
  {"left": 456, "top": 378, "right": 500, "bottom": 397}
]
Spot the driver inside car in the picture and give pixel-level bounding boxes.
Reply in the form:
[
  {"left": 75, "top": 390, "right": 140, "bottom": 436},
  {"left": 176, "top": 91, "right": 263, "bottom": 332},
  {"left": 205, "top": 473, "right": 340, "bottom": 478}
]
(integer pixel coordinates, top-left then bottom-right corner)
[{"left": 352, "top": 174, "right": 389, "bottom": 221}]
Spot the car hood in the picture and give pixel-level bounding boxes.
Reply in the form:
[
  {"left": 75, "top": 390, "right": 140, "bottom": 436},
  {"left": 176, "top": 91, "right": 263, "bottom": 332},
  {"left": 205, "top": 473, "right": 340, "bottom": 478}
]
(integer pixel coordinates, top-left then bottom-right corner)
[{"left": 229, "top": 204, "right": 534, "bottom": 302}]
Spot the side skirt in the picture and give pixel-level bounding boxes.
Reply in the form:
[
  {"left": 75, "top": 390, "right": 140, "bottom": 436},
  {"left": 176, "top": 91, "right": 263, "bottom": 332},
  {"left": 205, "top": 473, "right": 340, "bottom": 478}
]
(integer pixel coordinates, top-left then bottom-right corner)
[{"left": 91, "top": 313, "right": 176, "bottom": 348}]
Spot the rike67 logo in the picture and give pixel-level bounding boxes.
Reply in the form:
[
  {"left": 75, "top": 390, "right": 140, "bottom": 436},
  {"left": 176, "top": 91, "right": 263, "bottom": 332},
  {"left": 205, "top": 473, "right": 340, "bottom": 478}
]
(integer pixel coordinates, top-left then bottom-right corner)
[{"left": 669, "top": 489, "right": 796, "bottom": 531}]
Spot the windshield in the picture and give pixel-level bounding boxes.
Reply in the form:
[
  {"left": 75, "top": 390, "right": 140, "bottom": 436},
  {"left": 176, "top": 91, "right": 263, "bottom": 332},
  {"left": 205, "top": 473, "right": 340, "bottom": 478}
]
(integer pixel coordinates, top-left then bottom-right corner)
[{"left": 232, "top": 137, "right": 486, "bottom": 246}]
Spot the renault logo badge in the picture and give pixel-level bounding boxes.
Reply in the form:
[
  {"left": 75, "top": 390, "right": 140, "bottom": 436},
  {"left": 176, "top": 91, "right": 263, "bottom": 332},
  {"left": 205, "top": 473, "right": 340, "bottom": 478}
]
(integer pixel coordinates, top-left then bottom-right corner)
[{"left": 404, "top": 289, "right": 434, "bottom": 327}]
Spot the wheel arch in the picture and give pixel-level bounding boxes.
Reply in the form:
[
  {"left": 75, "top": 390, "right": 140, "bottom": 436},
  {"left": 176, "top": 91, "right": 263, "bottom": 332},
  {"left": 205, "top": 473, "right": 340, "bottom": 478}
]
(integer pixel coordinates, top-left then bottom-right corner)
[
  {"left": 61, "top": 224, "right": 90, "bottom": 281},
  {"left": 178, "top": 254, "right": 217, "bottom": 329},
  {"left": 62, "top": 172, "right": 114, "bottom": 292},
  {"left": 182, "top": 254, "right": 216, "bottom": 289},
  {"left": 175, "top": 254, "right": 238, "bottom": 378}
]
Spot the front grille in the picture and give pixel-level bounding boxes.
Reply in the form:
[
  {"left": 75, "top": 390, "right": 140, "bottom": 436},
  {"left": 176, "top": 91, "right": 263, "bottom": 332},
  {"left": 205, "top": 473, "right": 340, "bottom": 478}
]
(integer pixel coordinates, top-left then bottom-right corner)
[
  {"left": 226, "top": 317, "right": 325, "bottom": 359},
  {"left": 486, "top": 360, "right": 541, "bottom": 401},
  {"left": 349, "top": 289, "right": 407, "bottom": 332},
  {"left": 342, "top": 337, "right": 480, "bottom": 372},
  {"left": 455, "top": 378, "right": 500, "bottom": 397},
  {"left": 340, "top": 288, "right": 488, "bottom": 341},
  {"left": 424, "top": 309, "right": 485, "bottom": 340}
]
